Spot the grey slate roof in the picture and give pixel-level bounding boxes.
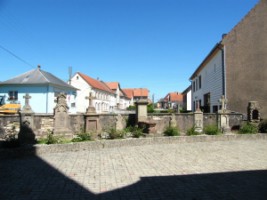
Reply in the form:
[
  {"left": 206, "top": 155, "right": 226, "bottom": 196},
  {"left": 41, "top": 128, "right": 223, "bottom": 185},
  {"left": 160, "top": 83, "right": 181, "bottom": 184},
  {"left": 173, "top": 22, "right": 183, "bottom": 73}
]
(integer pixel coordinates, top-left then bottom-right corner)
[{"left": 0, "top": 67, "right": 77, "bottom": 90}]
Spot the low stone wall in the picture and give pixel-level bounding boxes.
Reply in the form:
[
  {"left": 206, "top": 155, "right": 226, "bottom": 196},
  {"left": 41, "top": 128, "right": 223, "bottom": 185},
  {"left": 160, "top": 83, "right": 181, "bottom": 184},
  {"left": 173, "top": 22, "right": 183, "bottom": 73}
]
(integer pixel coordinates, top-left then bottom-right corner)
[
  {"left": 0, "top": 113, "right": 244, "bottom": 139},
  {"left": 1, "top": 134, "right": 266, "bottom": 158}
]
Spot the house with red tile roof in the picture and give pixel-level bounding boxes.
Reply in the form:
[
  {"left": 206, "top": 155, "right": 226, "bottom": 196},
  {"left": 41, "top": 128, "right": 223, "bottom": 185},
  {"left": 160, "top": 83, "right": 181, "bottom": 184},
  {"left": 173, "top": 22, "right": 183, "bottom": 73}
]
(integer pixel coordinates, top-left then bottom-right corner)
[
  {"left": 70, "top": 72, "right": 116, "bottom": 113},
  {"left": 158, "top": 92, "right": 183, "bottom": 109},
  {"left": 122, "top": 88, "right": 149, "bottom": 105},
  {"left": 105, "top": 82, "right": 131, "bottom": 110}
]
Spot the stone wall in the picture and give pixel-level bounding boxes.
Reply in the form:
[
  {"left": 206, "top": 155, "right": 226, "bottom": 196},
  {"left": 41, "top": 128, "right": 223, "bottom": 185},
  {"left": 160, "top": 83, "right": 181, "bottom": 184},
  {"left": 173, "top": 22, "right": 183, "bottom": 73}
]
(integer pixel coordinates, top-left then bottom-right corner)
[{"left": 0, "top": 112, "right": 243, "bottom": 139}]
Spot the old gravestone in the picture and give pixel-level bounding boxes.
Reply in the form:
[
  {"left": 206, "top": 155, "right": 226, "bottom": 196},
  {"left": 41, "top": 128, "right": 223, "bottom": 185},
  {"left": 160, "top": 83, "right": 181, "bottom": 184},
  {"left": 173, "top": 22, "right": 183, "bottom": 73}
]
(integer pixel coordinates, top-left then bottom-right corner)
[
  {"left": 18, "top": 93, "right": 36, "bottom": 144},
  {"left": 84, "top": 92, "right": 99, "bottom": 138},
  {"left": 194, "top": 101, "right": 203, "bottom": 133},
  {"left": 53, "top": 93, "right": 73, "bottom": 138},
  {"left": 218, "top": 95, "right": 231, "bottom": 133}
]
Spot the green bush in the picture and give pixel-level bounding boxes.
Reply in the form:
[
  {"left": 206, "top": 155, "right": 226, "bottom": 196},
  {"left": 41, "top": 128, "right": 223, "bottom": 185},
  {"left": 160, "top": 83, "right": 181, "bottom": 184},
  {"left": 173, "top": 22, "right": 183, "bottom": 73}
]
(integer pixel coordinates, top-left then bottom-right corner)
[
  {"left": 239, "top": 123, "right": 258, "bottom": 134},
  {"left": 259, "top": 119, "right": 267, "bottom": 133},
  {"left": 186, "top": 126, "right": 200, "bottom": 136},
  {"left": 132, "top": 126, "right": 144, "bottom": 138},
  {"left": 107, "top": 128, "right": 124, "bottom": 139},
  {"left": 203, "top": 125, "right": 220, "bottom": 135},
  {"left": 147, "top": 104, "right": 155, "bottom": 113},
  {"left": 71, "top": 132, "right": 91, "bottom": 142},
  {"left": 164, "top": 126, "right": 180, "bottom": 136}
]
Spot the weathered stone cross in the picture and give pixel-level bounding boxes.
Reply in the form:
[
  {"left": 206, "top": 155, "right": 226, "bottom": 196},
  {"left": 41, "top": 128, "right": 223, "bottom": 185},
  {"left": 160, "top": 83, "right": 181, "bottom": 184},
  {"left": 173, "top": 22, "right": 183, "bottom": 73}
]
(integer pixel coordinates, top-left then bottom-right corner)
[
  {"left": 85, "top": 92, "right": 95, "bottom": 107},
  {"left": 23, "top": 93, "right": 31, "bottom": 106},
  {"left": 219, "top": 95, "right": 228, "bottom": 110}
]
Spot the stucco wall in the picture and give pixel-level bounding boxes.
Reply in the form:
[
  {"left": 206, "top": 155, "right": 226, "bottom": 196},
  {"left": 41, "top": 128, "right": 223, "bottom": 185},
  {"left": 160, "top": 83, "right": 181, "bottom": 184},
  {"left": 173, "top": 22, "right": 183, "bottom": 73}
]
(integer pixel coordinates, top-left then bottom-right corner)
[{"left": 222, "top": 0, "right": 267, "bottom": 118}]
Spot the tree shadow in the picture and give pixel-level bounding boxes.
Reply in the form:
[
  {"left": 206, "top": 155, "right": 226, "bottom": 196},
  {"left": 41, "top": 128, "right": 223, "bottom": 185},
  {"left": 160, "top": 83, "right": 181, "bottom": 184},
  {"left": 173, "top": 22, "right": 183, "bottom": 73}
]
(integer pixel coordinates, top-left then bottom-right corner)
[{"left": 0, "top": 148, "right": 267, "bottom": 200}]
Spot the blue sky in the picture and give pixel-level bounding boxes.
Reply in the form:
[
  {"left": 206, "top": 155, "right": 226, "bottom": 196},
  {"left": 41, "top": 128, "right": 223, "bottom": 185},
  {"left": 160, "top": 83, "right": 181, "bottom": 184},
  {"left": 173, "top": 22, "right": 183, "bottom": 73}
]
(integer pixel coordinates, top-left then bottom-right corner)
[{"left": 0, "top": 0, "right": 259, "bottom": 101}]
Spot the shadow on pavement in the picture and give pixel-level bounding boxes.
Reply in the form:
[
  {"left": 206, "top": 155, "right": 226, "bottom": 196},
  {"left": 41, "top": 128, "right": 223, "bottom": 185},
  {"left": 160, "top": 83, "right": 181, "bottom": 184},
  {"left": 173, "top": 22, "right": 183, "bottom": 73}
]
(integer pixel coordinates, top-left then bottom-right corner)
[{"left": 0, "top": 147, "right": 267, "bottom": 200}]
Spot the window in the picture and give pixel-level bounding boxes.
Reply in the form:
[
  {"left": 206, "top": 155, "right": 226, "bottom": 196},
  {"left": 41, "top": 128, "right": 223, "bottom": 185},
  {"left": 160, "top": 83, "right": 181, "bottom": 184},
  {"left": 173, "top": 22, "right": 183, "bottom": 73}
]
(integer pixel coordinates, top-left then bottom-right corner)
[
  {"left": 8, "top": 91, "right": 18, "bottom": 101},
  {"left": 213, "top": 105, "right": 218, "bottom": 113},
  {"left": 199, "top": 75, "right": 202, "bottom": 89},
  {"left": 192, "top": 81, "right": 195, "bottom": 92},
  {"left": 196, "top": 79, "right": 198, "bottom": 90}
]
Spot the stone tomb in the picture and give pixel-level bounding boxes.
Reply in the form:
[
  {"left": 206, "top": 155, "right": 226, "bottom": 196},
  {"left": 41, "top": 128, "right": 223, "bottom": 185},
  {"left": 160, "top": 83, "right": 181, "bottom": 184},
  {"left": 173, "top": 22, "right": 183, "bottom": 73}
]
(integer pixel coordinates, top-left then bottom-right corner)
[{"left": 53, "top": 93, "right": 73, "bottom": 138}]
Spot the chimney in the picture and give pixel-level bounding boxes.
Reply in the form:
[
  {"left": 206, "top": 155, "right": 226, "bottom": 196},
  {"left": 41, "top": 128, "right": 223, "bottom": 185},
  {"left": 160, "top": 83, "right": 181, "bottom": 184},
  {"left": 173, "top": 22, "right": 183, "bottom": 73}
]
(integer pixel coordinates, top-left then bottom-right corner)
[{"left": 37, "top": 65, "right": 41, "bottom": 69}]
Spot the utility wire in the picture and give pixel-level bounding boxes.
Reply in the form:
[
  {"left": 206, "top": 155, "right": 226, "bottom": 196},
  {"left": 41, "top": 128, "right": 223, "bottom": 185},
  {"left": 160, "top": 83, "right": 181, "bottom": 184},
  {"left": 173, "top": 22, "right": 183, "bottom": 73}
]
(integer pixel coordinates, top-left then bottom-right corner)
[{"left": 0, "top": 44, "right": 34, "bottom": 68}]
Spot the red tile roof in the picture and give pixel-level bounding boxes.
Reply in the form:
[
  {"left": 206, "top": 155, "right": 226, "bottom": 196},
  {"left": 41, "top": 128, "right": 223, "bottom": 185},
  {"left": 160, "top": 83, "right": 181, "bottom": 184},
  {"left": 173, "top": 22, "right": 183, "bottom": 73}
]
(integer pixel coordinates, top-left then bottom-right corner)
[
  {"left": 133, "top": 88, "right": 149, "bottom": 97},
  {"left": 164, "top": 92, "right": 183, "bottom": 102},
  {"left": 106, "top": 82, "right": 119, "bottom": 90},
  {"left": 122, "top": 89, "right": 134, "bottom": 98},
  {"left": 122, "top": 88, "right": 149, "bottom": 98},
  {"left": 78, "top": 72, "right": 114, "bottom": 94}
]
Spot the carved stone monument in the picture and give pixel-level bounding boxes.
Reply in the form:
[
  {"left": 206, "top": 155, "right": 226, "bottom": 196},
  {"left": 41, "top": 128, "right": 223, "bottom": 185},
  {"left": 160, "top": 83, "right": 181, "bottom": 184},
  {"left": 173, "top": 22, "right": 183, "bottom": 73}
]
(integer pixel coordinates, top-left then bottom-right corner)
[
  {"left": 247, "top": 101, "right": 260, "bottom": 123},
  {"left": 53, "top": 93, "right": 73, "bottom": 138},
  {"left": 218, "top": 95, "right": 231, "bottom": 133},
  {"left": 194, "top": 101, "right": 203, "bottom": 133},
  {"left": 18, "top": 93, "right": 36, "bottom": 144},
  {"left": 84, "top": 92, "right": 99, "bottom": 138},
  {"left": 85, "top": 92, "right": 96, "bottom": 114}
]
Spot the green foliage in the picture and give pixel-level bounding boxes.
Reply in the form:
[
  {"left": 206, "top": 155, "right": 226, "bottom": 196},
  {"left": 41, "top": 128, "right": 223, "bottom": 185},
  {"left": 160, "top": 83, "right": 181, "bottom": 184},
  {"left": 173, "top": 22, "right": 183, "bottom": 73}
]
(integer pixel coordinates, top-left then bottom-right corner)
[
  {"left": 259, "top": 119, "right": 267, "bottom": 133},
  {"left": 147, "top": 104, "right": 155, "bottom": 113},
  {"left": 107, "top": 128, "right": 125, "bottom": 139},
  {"left": 186, "top": 126, "right": 200, "bottom": 136},
  {"left": 71, "top": 132, "right": 91, "bottom": 142},
  {"left": 37, "top": 129, "right": 71, "bottom": 144},
  {"left": 124, "top": 126, "right": 144, "bottom": 138},
  {"left": 127, "top": 105, "right": 136, "bottom": 111},
  {"left": 239, "top": 123, "right": 258, "bottom": 134},
  {"left": 203, "top": 125, "right": 220, "bottom": 135},
  {"left": 132, "top": 126, "right": 144, "bottom": 138},
  {"left": 164, "top": 126, "right": 180, "bottom": 136}
]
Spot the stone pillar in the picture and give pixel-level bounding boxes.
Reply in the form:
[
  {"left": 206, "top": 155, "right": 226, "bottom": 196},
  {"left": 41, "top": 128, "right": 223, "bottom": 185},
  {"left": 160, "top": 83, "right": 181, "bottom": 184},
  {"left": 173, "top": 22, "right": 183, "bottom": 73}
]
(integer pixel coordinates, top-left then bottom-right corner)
[
  {"left": 218, "top": 95, "right": 231, "bottom": 133},
  {"left": 194, "top": 101, "right": 203, "bottom": 133},
  {"left": 135, "top": 99, "right": 148, "bottom": 123},
  {"left": 53, "top": 93, "right": 73, "bottom": 138}
]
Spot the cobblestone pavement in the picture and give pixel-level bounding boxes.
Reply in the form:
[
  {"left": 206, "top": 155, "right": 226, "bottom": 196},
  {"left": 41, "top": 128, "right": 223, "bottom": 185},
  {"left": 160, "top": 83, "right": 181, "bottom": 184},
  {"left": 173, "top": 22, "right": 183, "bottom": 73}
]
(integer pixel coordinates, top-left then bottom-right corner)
[{"left": 1, "top": 139, "right": 267, "bottom": 200}]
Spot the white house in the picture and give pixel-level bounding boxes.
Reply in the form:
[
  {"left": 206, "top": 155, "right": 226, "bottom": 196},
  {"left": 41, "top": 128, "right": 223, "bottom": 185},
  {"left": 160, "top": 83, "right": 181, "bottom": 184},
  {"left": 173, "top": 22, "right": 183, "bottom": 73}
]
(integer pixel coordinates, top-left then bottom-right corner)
[
  {"left": 106, "top": 82, "right": 131, "bottom": 110},
  {"left": 190, "top": 43, "right": 224, "bottom": 113},
  {"left": 70, "top": 72, "right": 116, "bottom": 113},
  {"left": 182, "top": 86, "right": 192, "bottom": 112},
  {"left": 0, "top": 66, "right": 77, "bottom": 114}
]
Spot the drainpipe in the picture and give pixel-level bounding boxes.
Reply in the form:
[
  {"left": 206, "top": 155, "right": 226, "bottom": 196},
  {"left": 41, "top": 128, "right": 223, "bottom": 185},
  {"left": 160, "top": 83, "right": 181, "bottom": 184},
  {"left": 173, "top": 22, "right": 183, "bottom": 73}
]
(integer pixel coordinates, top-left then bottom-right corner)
[
  {"left": 219, "top": 45, "right": 226, "bottom": 96},
  {"left": 46, "top": 85, "right": 49, "bottom": 113}
]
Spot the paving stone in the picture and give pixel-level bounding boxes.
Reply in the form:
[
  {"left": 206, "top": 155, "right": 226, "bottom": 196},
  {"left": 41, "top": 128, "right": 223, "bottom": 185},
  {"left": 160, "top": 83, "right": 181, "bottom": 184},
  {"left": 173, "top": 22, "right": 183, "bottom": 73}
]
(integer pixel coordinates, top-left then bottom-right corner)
[{"left": 1, "top": 139, "right": 267, "bottom": 199}]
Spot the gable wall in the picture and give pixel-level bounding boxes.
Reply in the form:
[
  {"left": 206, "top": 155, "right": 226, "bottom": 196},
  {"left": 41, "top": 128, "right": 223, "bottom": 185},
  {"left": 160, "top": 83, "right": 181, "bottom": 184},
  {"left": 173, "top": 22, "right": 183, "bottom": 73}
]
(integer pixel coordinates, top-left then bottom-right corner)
[{"left": 222, "top": 0, "right": 267, "bottom": 118}]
